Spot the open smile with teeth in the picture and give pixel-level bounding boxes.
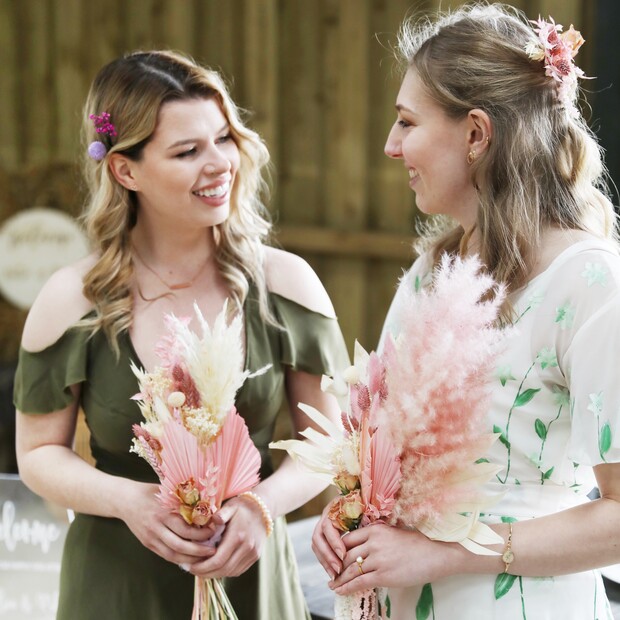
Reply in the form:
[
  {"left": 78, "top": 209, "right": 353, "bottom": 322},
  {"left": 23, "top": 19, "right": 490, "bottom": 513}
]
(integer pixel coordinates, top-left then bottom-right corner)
[
  {"left": 193, "top": 181, "right": 230, "bottom": 198},
  {"left": 408, "top": 169, "right": 419, "bottom": 181}
]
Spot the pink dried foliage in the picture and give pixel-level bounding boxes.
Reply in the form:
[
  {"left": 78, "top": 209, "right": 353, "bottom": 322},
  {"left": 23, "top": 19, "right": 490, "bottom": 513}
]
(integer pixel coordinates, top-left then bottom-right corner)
[
  {"left": 360, "top": 427, "right": 401, "bottom": 526},
  {"left": 132, "top": 424, "right": 164, "bottom": 478},
  {"left": 377, "top": 255, "right": 507, "bottom": 527},
  {"left": 154, "top": 315, "right": 191, "bottom": 368},
  {"left": 171, "top": 363, "right": 201, "bottom": 409},
  {"left": 157, "top": 409, "right": 260, "bottom": 515}
]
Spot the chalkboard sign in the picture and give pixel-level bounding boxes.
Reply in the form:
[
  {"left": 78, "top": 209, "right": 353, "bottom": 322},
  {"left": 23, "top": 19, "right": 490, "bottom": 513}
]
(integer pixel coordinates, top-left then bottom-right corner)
[{"left": 0, "top": 474, "right": 69, "bottom": 618}]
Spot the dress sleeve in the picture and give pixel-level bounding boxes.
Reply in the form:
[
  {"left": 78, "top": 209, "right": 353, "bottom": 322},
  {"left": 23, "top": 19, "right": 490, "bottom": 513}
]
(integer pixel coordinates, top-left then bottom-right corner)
[
  {"left": 13, "top": 327, "right": 89, "bottom": 414},
  {"left": 557, "top": 251, "right": 620, "bottom": 465},
  {"left": 271, "top": 293, "right": 350, "bottom": 376}
]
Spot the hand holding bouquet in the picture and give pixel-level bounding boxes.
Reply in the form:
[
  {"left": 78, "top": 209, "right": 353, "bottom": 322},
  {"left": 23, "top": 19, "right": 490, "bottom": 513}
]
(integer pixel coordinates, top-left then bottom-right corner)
[
  {"left": 130, "top": 302, "right": 268, "bottom": 620},
  {"left": 271, "top": 255, "right": 508, "bottom": 620}
]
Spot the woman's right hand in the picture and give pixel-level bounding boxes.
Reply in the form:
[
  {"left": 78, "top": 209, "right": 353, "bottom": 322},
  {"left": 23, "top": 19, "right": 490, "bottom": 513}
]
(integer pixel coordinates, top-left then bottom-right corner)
[
  {"left": 312, "top": 499, "right": 347, "bottom": 580},
  {"left": 118, "top": 480, "right": 218, "bottom": 566}
]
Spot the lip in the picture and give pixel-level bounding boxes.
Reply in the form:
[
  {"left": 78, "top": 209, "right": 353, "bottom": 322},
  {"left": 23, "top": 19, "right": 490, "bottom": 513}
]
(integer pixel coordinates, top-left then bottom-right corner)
[{"left": 407, "top": 168, "right": 420, "bottom": 189}]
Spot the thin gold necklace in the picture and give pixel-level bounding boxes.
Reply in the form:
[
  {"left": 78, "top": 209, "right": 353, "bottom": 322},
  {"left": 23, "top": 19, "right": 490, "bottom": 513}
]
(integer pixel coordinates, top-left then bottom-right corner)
[{"left": 132, "top": 246, "right": 210, "bottom": 291}]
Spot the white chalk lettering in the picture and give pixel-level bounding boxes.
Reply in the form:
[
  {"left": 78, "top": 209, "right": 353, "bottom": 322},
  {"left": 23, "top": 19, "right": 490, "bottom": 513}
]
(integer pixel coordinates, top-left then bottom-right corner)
[{"left": 0, "top": 501, "right": 60, "bottom": 554}]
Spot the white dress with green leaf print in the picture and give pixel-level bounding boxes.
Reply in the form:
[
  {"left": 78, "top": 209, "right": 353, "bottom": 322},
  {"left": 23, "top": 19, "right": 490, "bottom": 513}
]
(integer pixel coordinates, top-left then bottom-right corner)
[{"left": 380, "top": 239, "right": 620, "bottom": 620}]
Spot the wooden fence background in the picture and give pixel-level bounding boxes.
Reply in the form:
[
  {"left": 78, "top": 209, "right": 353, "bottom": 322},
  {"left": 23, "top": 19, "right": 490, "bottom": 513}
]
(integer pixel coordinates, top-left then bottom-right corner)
[{"left": 0, "top": 0, "right": 606, "bottom": 511}]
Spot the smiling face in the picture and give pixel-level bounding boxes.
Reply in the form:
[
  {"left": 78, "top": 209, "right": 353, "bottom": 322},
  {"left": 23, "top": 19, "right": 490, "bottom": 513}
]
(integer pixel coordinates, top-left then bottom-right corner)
[
  {"left": 384, "top": 69, "right": 479, "bottom": 229},
  {"left": 128, "top": 97, "right": 240, "bottom": 231}
]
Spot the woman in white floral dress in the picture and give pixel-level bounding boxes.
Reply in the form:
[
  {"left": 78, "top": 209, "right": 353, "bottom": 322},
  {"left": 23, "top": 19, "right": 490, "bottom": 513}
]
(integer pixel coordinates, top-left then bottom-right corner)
[{"left": 312, "top": 4, "right": 620, "bottom": 619}]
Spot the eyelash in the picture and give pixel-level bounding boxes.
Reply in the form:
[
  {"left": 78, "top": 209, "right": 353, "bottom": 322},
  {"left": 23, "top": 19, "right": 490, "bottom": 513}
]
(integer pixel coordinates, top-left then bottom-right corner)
[
  {"left": 177, "top": 147, "right": 197, "bottom": 158},
  {"left": 397, "top": 119, "right": 412, "bottom": 129}
]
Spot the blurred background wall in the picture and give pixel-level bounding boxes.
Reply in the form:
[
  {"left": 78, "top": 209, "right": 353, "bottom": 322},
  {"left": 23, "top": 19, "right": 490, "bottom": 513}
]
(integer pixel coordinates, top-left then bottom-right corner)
[{"left": 0, "top": 0, "right": 617, "bottom": 512}]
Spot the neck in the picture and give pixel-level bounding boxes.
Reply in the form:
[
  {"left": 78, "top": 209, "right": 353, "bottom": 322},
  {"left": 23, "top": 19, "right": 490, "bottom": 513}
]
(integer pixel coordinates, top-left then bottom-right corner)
[{"left": 131, "top": 227, "right": 217, "bottom": 295}]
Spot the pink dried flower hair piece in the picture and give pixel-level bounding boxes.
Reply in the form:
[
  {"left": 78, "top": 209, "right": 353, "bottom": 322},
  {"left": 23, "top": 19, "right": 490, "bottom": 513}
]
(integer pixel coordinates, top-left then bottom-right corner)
[
  {"left": 87, "top": 111, "right": 117, "bottom": 161},
  {"left": 525, "top": 16, "right": 587, "bottom": 117}
]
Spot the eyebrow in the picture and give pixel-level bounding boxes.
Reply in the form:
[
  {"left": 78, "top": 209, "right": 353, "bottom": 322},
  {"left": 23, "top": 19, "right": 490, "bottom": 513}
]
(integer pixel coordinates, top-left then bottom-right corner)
[
  {"left": 395, "top": 104, "right": 415, "bottom": 114},
  {"left": 166, "top": 123, "right": 230, "bottom": 150}
]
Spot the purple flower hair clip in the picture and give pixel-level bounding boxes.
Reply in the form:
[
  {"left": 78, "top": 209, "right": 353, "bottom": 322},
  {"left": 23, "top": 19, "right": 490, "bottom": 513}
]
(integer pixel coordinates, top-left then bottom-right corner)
[{"left": 87, "top": 112, "right": 117, "bottom": 161}]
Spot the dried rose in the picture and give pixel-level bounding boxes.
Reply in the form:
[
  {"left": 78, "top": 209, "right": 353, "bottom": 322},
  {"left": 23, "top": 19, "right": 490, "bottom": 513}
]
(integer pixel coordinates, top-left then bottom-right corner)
[
  {"left": 334, "top": 471, "right": 360, "bottom": 494},
  {"left": 175, "top": 478, "right": 200, "bottom": 506},
  {"left": 191, "top": 501, "right": 214, "bottom": 527},
  {"left": 328, "top": 490, "right": 364, "bottom": 532}
]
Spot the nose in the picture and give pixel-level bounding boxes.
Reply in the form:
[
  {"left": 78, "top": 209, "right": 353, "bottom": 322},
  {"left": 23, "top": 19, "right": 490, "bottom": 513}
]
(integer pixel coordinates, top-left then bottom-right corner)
[
  {"left": 204, "top": 145, "right": 231, "bottom": 175},
  {"left": 384, "top": 125, "right": 402, "bottom": 159}
]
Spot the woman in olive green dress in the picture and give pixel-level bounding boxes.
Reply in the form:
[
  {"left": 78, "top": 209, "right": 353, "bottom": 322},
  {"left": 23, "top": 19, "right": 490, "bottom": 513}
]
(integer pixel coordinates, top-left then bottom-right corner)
[{"left": 14, "top": 50, "right": 348, "bottom": 620}]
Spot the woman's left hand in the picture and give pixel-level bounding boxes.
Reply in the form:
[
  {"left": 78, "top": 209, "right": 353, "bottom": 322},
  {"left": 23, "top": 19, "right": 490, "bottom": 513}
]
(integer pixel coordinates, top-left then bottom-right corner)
[
  {"left": 185, "top": 495, "right": 269, "bottom": 578},
  {"left": 330, "top": 524, "right": 456, "bottom": 595}
]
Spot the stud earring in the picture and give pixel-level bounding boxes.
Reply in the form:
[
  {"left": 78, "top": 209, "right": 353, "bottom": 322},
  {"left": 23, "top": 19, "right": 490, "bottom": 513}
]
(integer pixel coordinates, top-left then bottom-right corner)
[{"left": 466, "top": 150, "right": 477, "bottom": 165}]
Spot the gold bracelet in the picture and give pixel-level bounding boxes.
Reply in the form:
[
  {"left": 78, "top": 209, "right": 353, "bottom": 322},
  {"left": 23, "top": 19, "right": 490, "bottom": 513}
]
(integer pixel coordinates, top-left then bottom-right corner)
[
  {"left": 502, "top": 522, "right": 515, "bottom": 573},
  {"left": 239, "top": 491, "right": 274, "bottom": 537}
]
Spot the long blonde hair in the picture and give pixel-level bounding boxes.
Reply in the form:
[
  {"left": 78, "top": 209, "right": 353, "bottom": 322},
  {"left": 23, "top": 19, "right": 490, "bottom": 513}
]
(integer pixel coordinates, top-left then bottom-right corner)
[
  {"left": 80, "top": 50, "right": 274, "bottom": 353},
  {"left": 397, "top": 3, "right": 617, "bottom": 294}
]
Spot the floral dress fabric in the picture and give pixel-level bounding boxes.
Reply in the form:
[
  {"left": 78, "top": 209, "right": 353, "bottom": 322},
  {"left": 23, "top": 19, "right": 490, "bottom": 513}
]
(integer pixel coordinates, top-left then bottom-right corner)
[
  {"left": 381, "top": 240, "right": 620, "bottom": 620},
  {"left": 13, "top": 284, "right": 350, "bottom": 620}
]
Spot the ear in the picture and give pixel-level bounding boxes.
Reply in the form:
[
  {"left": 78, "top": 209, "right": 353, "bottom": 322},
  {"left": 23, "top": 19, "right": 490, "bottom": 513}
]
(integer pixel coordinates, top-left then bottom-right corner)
[
  {"left": 108, "top": 153, "right": 140, "bottom": 192},
  {"left": 466, "top": 109, "right": 492, "bottom": 154}
]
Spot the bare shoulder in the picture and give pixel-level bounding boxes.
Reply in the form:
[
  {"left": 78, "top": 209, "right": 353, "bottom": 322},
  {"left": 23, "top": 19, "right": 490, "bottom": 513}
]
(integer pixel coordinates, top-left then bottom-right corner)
[
  {"left": 21, "top": 254, "right": 97, "bottom": 352},
  {"left": 264, "top": 246, "right": 336, "bottom": 318}
]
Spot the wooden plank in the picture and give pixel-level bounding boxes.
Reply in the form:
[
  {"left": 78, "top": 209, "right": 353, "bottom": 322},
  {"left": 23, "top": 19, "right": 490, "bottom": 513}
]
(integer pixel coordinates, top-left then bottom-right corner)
[
  {"left": 156, "top": 0, "right": 196, "bottom": 52},
  {"left": 276, "top": 225, "right": 414, "bottom": 261},
  {"left": 17, "top": 0, "right": 53, "bottom": 167},
  {"left": 366, "top": 0, "right": 417, "bottom": 348},
  {"left": 125, "top": 0, "right": 156, "bottom": 50},
  {"left": 242, "top": 0, "right": 278, "bottom": 162},
  {"left": 321, "top": 0, "right": 371, "bottom": 350},
  {"left": 0, "top": 0, "right": 19, "bottom": 170},
  {"left": 53, "top": 0, "right": 88, "bottom": 162},
  {"left": 276, "top": 1, "right": 322, "bottom": 224},
  {"left": 200, "top": 0, "right": 242, "bottom": 92},
  {"left": 85, "top": 0, "right": 125, "bottom": 71}
]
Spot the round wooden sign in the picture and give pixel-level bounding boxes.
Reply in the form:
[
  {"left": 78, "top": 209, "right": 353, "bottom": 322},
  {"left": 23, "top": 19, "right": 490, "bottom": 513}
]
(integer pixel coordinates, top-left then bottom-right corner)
[{"left": 0, "top": 208, "right": 89, "bottom": 310}]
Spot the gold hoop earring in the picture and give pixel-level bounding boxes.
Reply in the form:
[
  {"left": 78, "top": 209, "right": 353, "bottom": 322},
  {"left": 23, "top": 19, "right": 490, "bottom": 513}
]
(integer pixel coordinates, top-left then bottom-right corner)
[{"left": 466, "top": 150, "right": 476, "bottom": 165}]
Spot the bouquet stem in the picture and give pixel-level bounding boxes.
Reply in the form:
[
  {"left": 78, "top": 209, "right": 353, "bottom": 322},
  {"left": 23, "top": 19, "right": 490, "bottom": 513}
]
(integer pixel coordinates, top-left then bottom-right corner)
[{"left": 192, "top": 577, "right": 239, "bottom": 620}]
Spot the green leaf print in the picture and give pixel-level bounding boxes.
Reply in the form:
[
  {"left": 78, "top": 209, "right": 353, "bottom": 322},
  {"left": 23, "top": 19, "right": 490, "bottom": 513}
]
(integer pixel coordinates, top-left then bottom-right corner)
[
  {"left": 514, "top": 388, "right": 541, "bottom": 408},
  {"left": 494, "top": 573, "right": 518, "bottom": 600},
  {"left": 493, "top": 424, "right": 511, "bottom": 449},
  {"left": 534, "top": 418, "right": 547, "bottom": 440},
  {"left": 542, "top": 466, "right": 554, "bottom": 480},
  {"left": 599, "top": 422, "right": 612, "bottom": 459},
  {"left": 416, "top": 583, "right": 434, "bottom": 620}
]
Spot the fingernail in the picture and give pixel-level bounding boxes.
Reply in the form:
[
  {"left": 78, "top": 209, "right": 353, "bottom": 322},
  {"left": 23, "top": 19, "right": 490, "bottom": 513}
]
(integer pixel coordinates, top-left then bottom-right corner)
[
  {"left": 328, "top": 571, "right": 335, "bottom": 581},
  {"left": 332, "top": 563, "right": 341, "bottom": 576}
]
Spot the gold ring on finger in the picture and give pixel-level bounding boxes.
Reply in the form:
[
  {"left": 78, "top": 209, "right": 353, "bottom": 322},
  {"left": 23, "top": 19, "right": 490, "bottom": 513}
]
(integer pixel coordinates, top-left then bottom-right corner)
[{"left": 356, "top": 555, "right": 365, "bottom": 575}]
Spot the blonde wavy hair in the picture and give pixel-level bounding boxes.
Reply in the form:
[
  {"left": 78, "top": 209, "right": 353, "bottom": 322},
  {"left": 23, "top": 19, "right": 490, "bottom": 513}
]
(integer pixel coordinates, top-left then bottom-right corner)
[
  {"left": 80, "top": 50, "right": 274, "bottom": 353},
  {"left": 396, "top": 3, "right": 617, "bottom": 295}
]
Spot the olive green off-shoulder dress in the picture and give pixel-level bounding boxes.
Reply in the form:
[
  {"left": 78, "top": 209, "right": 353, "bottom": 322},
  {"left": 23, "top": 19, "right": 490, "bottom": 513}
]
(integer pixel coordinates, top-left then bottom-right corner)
[{"left": 14, "top": 286, "right": 349, "bottom": 620}]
